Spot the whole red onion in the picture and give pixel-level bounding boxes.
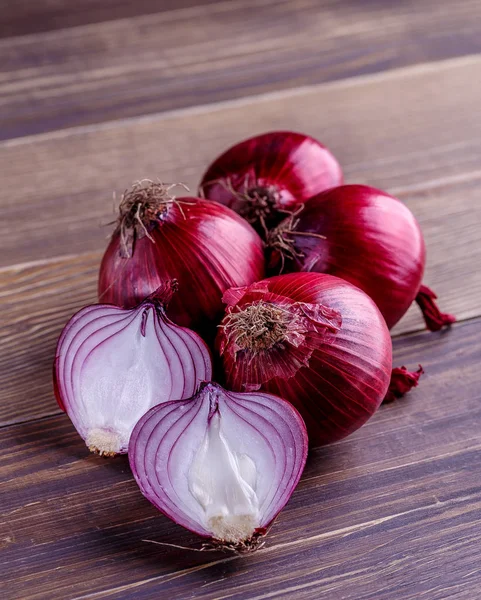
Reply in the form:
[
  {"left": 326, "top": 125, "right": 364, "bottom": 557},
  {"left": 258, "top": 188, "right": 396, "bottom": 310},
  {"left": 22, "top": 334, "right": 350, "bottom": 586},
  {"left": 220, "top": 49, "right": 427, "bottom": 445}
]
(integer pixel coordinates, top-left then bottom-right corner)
[
  {"left": 129, "top": 382, "right": 308, "bottom": 551},
  {"left": 267, "top": 184, "right": 427, "bottom": 329},
  {"left": 217, "top": 273, "right": 392, "bottom": 447},
  {"left": 98, "top": 181, "right": 265, "bottom": 339},
  {"left": 199, "top": 131, "right": 343, "bottom": 234}
]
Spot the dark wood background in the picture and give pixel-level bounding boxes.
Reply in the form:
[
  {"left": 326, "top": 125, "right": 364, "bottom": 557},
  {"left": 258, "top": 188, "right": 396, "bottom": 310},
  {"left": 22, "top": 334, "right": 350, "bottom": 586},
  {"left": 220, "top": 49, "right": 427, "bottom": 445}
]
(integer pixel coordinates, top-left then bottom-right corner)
[{"left": 1, "top": 1, "right": 480, "bottom": 598}]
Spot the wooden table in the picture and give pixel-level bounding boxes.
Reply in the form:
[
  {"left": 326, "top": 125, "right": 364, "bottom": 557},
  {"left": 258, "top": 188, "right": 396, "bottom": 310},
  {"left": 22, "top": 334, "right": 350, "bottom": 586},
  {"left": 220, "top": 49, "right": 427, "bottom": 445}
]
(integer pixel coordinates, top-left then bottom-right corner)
[{"left": 2, "top": 1, "right": 481, "bottom": 598}]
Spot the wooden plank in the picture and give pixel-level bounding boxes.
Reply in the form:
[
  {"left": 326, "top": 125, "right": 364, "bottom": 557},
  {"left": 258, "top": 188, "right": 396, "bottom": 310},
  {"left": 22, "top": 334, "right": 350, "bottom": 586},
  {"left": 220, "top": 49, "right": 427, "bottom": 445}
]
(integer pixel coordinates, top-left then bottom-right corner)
[
  {"left": 0, "top": 0, "right": 223, "bottom": 39},
  {"left": 2, "top": 319, "right": 481, "bottom": 599},
  {"left": 0, "top": 254, "right": 98, "bottom": 426},
  {"left": 2, "top": 0, "right": 481, "bottom": 139}
]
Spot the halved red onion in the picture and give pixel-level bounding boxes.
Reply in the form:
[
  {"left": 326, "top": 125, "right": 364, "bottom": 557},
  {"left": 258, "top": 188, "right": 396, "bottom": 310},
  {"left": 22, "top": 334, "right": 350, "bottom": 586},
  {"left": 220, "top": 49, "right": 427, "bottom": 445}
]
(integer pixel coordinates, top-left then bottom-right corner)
[
  {"left": 129, "top": 382, "right": 308, "bottom": 551},
  {"left": 54, "top": 297, "right": 212, "bottom": 456}
]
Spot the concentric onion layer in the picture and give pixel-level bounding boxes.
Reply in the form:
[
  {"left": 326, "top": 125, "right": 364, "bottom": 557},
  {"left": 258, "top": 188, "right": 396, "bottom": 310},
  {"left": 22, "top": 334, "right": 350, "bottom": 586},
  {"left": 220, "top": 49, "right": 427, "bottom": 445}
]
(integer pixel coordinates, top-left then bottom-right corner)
[
  {"left": 270, "top": 184, "right": 426, "bottom": 329},
  {"left": 98, "top": 197, "right": 265, "bottom": 340},
  {"left": 54, "top": 300, "right": 212, "bottom": 455},
  {"left": 217, "top": 273, "right": 392, "bottom": 447},
  {"left": 129, "top": 382, "right": 308, "bottom": 545},
  {"left": 199, "top": 131, "right": 343, "bottom": 231}
]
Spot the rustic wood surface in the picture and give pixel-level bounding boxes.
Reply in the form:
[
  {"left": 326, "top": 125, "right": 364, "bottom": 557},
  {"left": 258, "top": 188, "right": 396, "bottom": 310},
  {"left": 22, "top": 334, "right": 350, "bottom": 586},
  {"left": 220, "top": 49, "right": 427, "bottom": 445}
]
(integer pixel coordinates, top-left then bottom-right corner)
[
  {"left": 2, "top": 0, "right": 481, "bottom": 139},
  {"left": 1, "top": 1, "right": 480, "bottom": 598}
]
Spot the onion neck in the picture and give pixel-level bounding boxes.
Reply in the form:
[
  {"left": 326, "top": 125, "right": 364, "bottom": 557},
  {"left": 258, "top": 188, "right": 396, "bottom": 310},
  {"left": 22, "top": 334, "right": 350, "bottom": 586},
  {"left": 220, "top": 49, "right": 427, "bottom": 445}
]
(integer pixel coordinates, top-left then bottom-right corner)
[
  {"left": 219, "top": 290, "right": 342, "bottom": 389},
  {"left": 266, "top": 210, "right": 326, "bottom": 273},
  {"left": 115, "top": 180, "right": 175, "bottom": 258},
  {"left": 210, "top": 178, "right": 280, "bottom": 233},
  {"left": 221, "top": 300, "right": 301, "bottom": 353},
  {"left": 415, "top": 284, "right": 456, "bottom": 331},
  {"left": 384, "top": 366, "right": 424, "bottom": 403},
  {"left": 240, "top": 185, "right": 280, "bottom": 229},
  {"left": 266, "top": 218, "right": 301, "bottom": 272}
]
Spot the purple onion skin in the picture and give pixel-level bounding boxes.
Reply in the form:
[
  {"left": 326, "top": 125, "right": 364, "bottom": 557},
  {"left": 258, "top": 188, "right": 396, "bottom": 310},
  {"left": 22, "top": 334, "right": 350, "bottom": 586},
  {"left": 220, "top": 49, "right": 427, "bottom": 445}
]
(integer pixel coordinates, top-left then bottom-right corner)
[
  {"left": 270, "top": 185, "right": 426, "bottom": 329},
  {"left": 129, "top": 382, "right": 308, "bottom": 550},
  {"left": 199, "top": 131, "right": 343, "bottom": 232},
  {"left": 98, "top": 197, "right": 265, "bottom": 343},
  {"left": 217, "top": 273, "right": 392, "bottom": 447}
]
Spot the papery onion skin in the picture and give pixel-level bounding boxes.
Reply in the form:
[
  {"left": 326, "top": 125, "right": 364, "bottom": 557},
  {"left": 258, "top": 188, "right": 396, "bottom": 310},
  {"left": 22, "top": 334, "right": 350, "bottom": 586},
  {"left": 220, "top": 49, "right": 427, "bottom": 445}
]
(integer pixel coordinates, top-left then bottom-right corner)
[
  {"left": 199, "top": 131, "right": 343, "bottom": 233},
  {"left": 98, "top": 182, "right": 265, "bottom": 340},
  {"left": 415, "top": 284, "right": 455, "bottom": 331},
  {"left": 384, "top": 365, "right": 424, "bottom": 403},
  {"left": 54, "top": 296, "right": 212, "bottom": 456},
  {"left": 268, "top": 184, "right": 426, "bottom": 329},
  {"left": 129, "top": 381, "right": 308, "bottom": 551},
  {"left": 217, "top": 273, "right": 392, "bottom": 447}
]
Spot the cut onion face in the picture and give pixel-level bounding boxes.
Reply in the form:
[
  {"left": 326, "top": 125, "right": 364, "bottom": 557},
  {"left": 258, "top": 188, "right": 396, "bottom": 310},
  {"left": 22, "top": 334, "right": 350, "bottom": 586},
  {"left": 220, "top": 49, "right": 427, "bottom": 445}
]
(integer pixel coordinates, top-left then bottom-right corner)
[
  {"left": 129, "top": 382, "right": 308, "bottom": 551},
  {"left": 54, "top": 299, "right": 212, "bottom": 456}
]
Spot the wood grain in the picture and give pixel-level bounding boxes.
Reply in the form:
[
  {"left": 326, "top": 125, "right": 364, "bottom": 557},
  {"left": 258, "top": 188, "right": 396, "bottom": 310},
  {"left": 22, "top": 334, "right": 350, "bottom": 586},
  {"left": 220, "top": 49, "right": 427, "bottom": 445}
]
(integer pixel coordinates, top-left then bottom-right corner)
[
  {"left": 0, "top": 0, "right": 223, "bottom": 38},
  {"left": 1, "top": 319, "right": 480, "bottom": 600},
  {"left": 2, "top": 0, "right": 481, "bottom": 139},
  {"left": 0, "top": 254, "right": 98, "bottom": 426}
]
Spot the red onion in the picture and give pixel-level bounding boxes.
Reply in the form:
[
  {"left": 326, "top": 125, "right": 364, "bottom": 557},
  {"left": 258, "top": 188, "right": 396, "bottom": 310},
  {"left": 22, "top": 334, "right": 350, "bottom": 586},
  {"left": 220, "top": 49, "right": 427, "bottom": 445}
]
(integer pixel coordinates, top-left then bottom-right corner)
[
  {"left": 267, "top": 184, "right": 454, "bottom": 331},
  {"left": 199, "top": 131, "right": 343, "bottom": 234},
  {"left": 267, "top": 184, "right": 425, "bottom": 329},
  {"left": 98, "top": 181, "right": 265, "bottom": 339},
  {"left": 129, "top": 382, "right": 308, "bottom": 552},
  {"left": 217, "top": 273, "right": 392, "bottom": 446},
  {"left": 54, "top": 291, "right": 212, "bottom": 456}
]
